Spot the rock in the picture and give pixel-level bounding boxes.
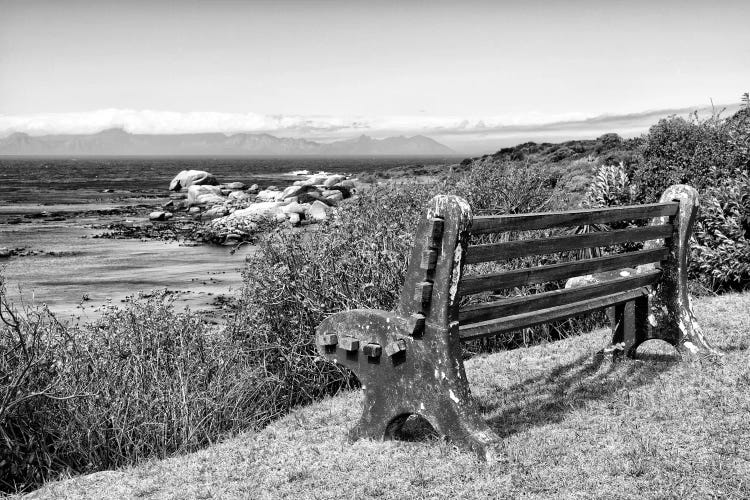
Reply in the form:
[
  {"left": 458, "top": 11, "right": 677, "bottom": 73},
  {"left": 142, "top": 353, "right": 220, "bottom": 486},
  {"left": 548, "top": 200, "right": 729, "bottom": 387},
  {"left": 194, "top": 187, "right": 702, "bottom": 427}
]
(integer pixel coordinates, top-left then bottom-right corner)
[
  {"left": 149, "top": 211, "right": 172, "bottom": 221},
  {"left": 0, "top": 247, "right": 11, "bottom": 258},
  {"left": 162, "top": 200, "right": 175, "bottom": 210},
  {"left": 337, "top": 179, "right": 357, "bottom": 189},
  {"left": 324, "top": 191, "right": 344, "bottom": 204},
  {"left": 256, "top": 189, "right": 281, "bottom": 202},
  {"left": 307, "top": 200, "right": 330, "bottom": 221},
  {"left": 279, "top": 185, "right": 304, "bottom": 200},
  {"left": 231, "top": 202, "right": 285, "bottom": 220},
  {"left": 288, "top": 213, "right": 301, "bottom": 225},
  {"left": 323, "top": 174, "right": 346, "bottom": 187},
  {"left": 297, "top": 191, "right": 332, "bottom": 205},
  {"left": 187, "top": 185, "right": 225, "bottom": 206},
  {"left": 169, "top": 170, "right": 219, "bottom": 191},
  {"left": 301, "top": 175, "right": 327, "bottom": 186},
  {"left": 188, "top": 206, "right": 201, "bottom": 215},
  {"left": 102, "top": 188, "right": 115, "bottom": 193},
  {"left": 228, "top": 191, "right": 252, "bottom": 202},
  {"left": 326, "top": 185, "right": 353, "bottom": 198},
  {"left": 281, "top": 202, "right": 309, "bottom": 215},
  {"left": 224, "top": 182, "right": 247, "bottom": 190},
  {"left": 203, "top": 206, "right": 229, "bottom": 219},
  {"left": 247, "top": 184, "right": 260, "bottom": 193},
  {"left": 266, "top": 185, "right": 278, "bottom": 191}
]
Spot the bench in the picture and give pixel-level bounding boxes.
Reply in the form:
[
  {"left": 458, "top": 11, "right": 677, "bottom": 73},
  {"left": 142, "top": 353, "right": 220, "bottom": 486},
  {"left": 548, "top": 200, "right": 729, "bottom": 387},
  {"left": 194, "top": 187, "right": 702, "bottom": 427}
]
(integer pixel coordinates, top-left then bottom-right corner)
[{"left": 315, "top": 184, "right": 718, "bottom": 459}]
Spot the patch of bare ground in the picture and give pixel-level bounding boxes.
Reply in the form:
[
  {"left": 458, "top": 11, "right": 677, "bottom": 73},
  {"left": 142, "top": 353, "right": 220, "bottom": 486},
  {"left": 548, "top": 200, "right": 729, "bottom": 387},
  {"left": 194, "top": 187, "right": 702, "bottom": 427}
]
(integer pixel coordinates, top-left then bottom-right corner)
[{"left": 27, "top": 293, "right": 750, "bottom": 499}]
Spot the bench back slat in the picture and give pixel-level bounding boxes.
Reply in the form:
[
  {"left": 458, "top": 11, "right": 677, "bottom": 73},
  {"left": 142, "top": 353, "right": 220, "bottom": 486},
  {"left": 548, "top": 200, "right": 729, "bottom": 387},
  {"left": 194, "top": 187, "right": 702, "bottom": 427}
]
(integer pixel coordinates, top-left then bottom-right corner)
[
  {"left": 470, "top": 202, "right": 678, "bottom": 235},
  {"left": 464, "top": 224, "right": 673, "bottom": 264},
  {"left": 458, "top": 268, "right": 661, "bottom": 325},
  {"left": 458, "top": 287, "right": 649, "bottom": 340},
  {"left": 458, "top": 247, "right": 668, "bottom": 296}
]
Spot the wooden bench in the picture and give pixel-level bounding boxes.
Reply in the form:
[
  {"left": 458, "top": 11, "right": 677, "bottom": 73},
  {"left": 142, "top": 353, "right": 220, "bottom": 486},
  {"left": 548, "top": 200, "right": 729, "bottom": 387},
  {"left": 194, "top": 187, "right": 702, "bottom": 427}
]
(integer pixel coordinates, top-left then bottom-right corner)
[{"left": 315, "top": 184, "right": 718, "bottom": 459}]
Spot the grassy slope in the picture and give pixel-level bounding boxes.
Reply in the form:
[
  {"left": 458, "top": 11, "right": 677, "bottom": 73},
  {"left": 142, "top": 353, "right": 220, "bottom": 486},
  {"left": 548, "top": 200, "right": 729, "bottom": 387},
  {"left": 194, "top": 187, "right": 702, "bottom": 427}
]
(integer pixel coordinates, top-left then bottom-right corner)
[{"left": 30, "top": 293, "right": 750, "bottom": 500}]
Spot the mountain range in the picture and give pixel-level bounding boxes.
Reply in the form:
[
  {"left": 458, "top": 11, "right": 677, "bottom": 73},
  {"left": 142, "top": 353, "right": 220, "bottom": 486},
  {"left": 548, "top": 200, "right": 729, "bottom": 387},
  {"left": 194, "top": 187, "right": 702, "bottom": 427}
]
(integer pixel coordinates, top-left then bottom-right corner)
[{"left": 0, "top": 129, "right": 455, "bottom": 156}]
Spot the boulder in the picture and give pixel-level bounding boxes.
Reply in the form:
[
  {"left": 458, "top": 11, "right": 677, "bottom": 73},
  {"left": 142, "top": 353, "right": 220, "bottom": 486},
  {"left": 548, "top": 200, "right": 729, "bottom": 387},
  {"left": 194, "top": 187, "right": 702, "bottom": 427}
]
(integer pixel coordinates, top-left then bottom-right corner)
[
  {"left": 224, "top": 182, "right": 247, "bottom": 190},
  {"left": 326, "top": 185, "right": 353, "bottom": 198},
  {"left": 323, "top": 174, "right": 346, "bottom": 187},
  {"left": 187, "top": 185, "right": 225, "bottom": 206},
  {"left": 188, "top": 206, "right": 201, "bottom": 215},
  {"left": 288, "top": 213, "right": 301, "bottom": 225},
  {"left": 230, "top": 202, "right": 285, "bottom": 220},
  {"left": 0, "top": 247, "right": 11, "bottom": 258},
  {"left": 149, "top": 211, "right": 172, "bottom": 221},
  {"left": 266, "top": 185, "right": 279, "bottom": 191},
  {"left": 248, "top": 184, "right": 260, "bottom": 193},
  {"left": 169, "top": 170, "right": 219, "bottom": 191},
  {"left": 279, "top": 185, "right": 304, "bottom": 200},
  {"left": 256, "top": 189, "right": 281, "bottom": 202},
  {"left": 203, "top": 206, "right": 229, "bottom": 219},
  {"left": 302, "top": 175, "right": 327, "bottom": 186},
  {"left": 297, "top": 191, "right": 332, "bottom": 205},
  {"left": 324, "top": 191, "right": 344, "bottom": 204},
  {"left": 228, "top": 191, "right": 252, "bottom": 202},
  {"left": 281, "top": 202, "right": 309, "bottom": 215},
  {"left": 337, "top": 179, "right": 357, "bottom": 189},
  {"left": 307, "top": 200, "right": 330, "bottom": 221}
]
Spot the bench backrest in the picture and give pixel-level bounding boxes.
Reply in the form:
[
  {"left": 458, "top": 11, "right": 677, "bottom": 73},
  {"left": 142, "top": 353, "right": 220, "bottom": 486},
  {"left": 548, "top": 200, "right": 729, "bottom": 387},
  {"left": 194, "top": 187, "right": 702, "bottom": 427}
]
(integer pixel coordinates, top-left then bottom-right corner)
[{"left": 397, "top": 195, "right": 682, "bottom": 343}]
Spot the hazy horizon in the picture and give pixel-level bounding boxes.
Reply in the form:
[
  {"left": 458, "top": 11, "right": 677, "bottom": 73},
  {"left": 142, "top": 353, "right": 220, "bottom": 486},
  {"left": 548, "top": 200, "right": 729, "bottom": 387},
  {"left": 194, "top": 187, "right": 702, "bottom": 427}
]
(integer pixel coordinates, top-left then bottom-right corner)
[{"left": 1, "top": 0, "right": 748, "bottom": 154}]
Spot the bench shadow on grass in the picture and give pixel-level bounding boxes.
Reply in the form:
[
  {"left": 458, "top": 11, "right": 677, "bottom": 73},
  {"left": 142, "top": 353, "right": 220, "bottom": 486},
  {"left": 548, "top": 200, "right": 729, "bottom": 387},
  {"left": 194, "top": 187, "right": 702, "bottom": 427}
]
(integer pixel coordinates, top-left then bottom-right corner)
[{"left": 479, "top": 342, "right": 680, "bottom": 439}]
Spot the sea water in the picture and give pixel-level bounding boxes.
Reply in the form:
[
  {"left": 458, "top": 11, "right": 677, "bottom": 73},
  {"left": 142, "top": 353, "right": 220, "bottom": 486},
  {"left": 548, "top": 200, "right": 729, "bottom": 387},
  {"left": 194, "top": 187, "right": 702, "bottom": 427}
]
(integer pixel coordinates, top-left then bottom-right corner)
[{"left": 0, "top": 156, "right": 458, "bottom": 320}]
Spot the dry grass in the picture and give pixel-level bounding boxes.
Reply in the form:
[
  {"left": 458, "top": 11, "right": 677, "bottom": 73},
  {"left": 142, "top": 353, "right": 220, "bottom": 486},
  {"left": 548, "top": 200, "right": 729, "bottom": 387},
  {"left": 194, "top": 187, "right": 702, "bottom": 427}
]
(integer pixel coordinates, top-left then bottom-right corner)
[{"left": 27, "top": 293, "right": 750, "bottom": 500}]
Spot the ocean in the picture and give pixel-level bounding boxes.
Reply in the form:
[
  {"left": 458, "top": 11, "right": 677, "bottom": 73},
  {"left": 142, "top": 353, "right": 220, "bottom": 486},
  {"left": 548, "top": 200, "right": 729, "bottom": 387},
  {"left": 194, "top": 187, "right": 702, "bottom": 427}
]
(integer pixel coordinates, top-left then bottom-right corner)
[{"left": 0, "top": 156, "right": 459, "bottom": 320}]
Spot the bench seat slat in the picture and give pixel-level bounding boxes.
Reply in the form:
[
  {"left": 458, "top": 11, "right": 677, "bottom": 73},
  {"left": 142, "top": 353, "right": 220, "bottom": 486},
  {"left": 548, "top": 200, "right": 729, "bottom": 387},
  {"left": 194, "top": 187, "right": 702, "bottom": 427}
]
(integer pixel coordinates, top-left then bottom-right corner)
[
  {"left": 470, "top": 202, "right": 678, "bottom": 235},
  {"left": 458, "top": 247, "right": 668, "bottom": 296},
  {"left": 459, "top": 269, "right": 661, "bottom": 325},
  {"left": 458, "top": 288, "right": 649, "bottom": 341},
  {"left": 465, "top": 224, "right": 673, "bottom": 264}
]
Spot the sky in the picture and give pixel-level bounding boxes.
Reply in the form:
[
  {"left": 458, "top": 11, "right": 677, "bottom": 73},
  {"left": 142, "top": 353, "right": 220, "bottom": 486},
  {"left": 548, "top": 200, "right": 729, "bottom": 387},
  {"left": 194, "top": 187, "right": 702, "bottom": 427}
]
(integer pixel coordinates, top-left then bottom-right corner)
[{"left": 1, "top": 0, "right": 748, "bottom": 153}]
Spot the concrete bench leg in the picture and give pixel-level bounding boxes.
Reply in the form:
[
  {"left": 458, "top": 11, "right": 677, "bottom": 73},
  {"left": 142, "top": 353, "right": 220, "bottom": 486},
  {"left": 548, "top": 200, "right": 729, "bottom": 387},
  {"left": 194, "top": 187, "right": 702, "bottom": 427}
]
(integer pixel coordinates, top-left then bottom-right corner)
[{"left": 317, "top": 309, "right": 500, "bottom": 460}]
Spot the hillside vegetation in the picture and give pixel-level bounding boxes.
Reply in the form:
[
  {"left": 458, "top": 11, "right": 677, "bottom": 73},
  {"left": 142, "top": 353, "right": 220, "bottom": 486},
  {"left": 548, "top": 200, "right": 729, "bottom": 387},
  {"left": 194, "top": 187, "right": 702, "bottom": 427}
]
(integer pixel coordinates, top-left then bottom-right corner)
[{"left": 31, "top": 293, "right": 750, "bottom": 499}]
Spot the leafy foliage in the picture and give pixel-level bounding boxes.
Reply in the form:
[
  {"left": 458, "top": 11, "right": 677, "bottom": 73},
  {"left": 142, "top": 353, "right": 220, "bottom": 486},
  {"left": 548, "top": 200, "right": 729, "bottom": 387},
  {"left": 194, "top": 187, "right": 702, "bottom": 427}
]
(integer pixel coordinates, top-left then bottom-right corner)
[{"left": 691, "top": 172, "right": 750, "bottom": 291}]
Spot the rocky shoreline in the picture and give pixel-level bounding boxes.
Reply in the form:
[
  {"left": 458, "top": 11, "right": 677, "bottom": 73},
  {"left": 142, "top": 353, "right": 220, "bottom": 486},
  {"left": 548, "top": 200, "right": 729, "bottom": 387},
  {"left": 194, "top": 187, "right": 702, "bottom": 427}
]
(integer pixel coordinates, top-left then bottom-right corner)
[{"left": 96, "top": 169, "right": 358, "bottom": 246}]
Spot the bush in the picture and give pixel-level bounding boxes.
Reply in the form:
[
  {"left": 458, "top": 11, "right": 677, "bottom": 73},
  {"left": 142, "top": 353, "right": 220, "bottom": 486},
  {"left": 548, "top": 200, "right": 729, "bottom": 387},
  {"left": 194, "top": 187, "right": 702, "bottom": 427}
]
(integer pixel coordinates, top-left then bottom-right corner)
[
  {"left": 0, "top": 285, "right": 261, "bottom": 493},
  {"left": 691, "top": 172, "right": 750, "bottom": 292},
  {"left": 633, "top": 111, "right": 748, "bottom": 202}
]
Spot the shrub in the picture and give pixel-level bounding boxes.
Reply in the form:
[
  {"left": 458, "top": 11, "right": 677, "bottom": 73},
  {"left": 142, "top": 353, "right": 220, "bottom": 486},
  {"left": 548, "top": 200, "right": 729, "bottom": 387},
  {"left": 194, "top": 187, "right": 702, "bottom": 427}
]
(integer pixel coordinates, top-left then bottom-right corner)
[
  {"left": 0, "top": 286, "right": 261, "bottom": 493},
  {"left": 691, "top": 172, "right": 750, "bottom": 292},
  {"left": 633, "top": 111, "right": 748, "bottom": 202},
  {"left": 583, "top": 162, "right": 637, "bottom": 209}
]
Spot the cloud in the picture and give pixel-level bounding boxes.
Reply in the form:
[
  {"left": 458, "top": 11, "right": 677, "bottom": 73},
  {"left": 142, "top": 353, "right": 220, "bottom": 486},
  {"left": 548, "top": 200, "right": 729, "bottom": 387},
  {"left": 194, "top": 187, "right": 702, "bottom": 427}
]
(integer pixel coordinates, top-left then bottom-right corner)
[{"left": 0, "top": 104, "right": 740, "bottom": 153}]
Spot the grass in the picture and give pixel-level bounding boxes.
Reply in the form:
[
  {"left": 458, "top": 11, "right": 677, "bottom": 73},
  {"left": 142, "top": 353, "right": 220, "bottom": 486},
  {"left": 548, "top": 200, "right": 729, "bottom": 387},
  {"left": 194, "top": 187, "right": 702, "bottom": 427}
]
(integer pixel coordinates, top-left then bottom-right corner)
[{"left": 27, "top": 292, "right": 750, "bottom": 499}]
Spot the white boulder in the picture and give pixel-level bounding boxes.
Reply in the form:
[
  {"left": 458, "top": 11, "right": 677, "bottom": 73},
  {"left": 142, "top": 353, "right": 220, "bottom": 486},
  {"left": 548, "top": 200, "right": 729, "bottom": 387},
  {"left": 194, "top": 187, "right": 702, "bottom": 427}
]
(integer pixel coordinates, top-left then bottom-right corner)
[
  {"left": 169, "top": 170, "right": 219, "bottom": 191},
  {"left": 256, "top": 189, "right": 281, "bottom": 202},
  {"left": 307, "top": 200, "right": 330, "bottom": 221},
  {"left": 323, "top": 174, "right": 346, "bottom": 187},
  {"left": 149, "top": 211, "right": 172, "bottom": 221},
  {"left": 187, "top": 185, "right": 225, "bottom": 206}
]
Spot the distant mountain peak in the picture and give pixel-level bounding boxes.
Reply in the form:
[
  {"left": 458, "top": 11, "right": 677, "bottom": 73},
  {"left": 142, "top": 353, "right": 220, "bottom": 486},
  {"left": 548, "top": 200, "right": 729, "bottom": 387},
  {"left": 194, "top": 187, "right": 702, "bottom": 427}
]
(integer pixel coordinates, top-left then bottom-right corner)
[{"left": 0, "top": 130, "right": 455, "bottom": 156}]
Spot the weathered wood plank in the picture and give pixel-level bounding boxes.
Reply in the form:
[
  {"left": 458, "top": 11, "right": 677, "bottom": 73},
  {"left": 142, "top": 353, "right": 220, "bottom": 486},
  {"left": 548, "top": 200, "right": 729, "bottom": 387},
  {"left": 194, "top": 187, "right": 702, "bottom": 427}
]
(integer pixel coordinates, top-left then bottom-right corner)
[
  {"left": 470, "top": 202, "right": 679, "bottom": 235},
  {"left": 458, "top": 288, "right": 649, "bottom": 340},
  {"left": 465, "top": 224, "right": 672, "bottom": 264},
  {"left": 458, "top": 247, "right": 668, "bottom": 296},
  {"left": 459, "top": 269, "right": 661, "bottom": 324}
]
